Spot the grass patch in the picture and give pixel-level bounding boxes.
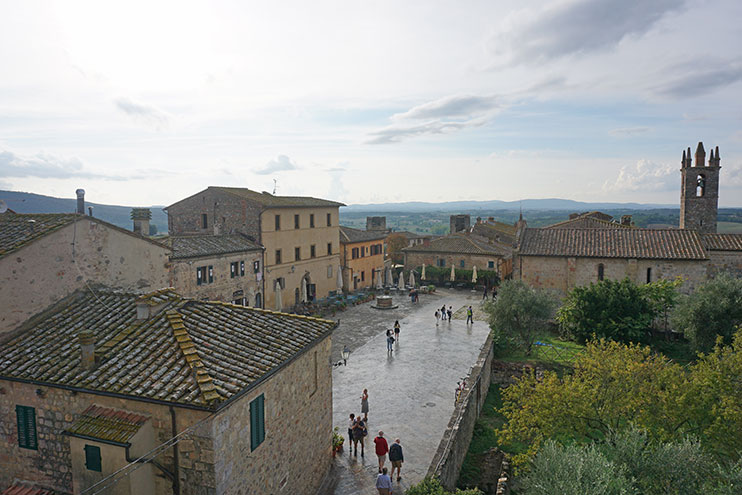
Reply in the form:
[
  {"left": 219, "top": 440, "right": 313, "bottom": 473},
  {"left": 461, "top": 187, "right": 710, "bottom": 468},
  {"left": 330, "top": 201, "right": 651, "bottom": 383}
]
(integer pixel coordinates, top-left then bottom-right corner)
[
  {"left": 458, "top": 384, "right": 527, "bottom": 489},
  {"left": 496, "top": 331, "right": 585, "bottom": 367}
]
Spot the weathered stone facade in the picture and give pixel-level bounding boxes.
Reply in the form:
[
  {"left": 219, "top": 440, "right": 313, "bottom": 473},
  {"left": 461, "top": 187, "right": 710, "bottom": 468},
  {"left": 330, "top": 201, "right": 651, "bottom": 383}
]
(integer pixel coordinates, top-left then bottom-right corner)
[
  {"left": 679, "top": 142, "right": 721, "bottom": 234},
  {"left": 706, "top": 249, "right": 742, "bottom": 278},
  {"left": 166, "top": 188, "right": 263, "bottom": 238}
]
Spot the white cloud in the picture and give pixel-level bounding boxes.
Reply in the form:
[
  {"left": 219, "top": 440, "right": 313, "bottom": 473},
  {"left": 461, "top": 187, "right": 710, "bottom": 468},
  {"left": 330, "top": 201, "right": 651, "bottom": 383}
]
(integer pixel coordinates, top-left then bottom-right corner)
[
  {"left": 0, "top": 148, "right": 126, "bottom": 180},
  {"left": 602, "top": 159, "right": 676, "bottom": 193},
  {"left": 653, "top": 59, "right": 742, "bottom": 98},
  {"left": 392, "top": 94, "right": 500, "bottom": 121},
  {"left": 365, "top": 118, "right": 486, "bottom": 145},
  {"left": 254, "top": 155, "right": 299, "bottom": 175},
  {"left": 609, "top": 126, "right": 652, "bottom": 137},
  {"left": 114, "top": 97, "right": 171, "bottom": 130}
]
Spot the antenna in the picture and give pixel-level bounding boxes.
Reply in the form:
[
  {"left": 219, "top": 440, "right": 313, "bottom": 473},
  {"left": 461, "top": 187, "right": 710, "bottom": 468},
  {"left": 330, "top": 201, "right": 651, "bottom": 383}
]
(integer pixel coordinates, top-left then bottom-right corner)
[
  {"left": 0, "top": 200, "right": 7, "bottom": 213},
  {"left": 272, "top": 178, "right": 277, "bottom": 195}
]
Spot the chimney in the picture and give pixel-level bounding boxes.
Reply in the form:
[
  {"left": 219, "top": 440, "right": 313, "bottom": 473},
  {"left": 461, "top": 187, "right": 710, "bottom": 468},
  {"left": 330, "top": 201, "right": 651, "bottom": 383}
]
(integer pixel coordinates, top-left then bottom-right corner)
[
  {"left": 621, "top": 215, "right": 632, "bottom": 226},
  {"left": 136, "top": 301, "right": 150, "bottom": 320},
  {"left": 76, "top": 189, "right": 85, "bottom": 214},
  {"left": 131, "top": 208, "right": 152, "bottom": 235},
  {"left": 694, "top": 142, "right": 705, "bottom": 167},
  {"left": 79, "top": 330, "right": 96, "bottom": 370}
]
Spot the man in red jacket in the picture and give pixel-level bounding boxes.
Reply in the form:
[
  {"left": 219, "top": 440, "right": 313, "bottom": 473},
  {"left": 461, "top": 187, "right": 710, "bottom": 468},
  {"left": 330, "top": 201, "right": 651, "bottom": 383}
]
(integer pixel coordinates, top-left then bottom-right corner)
[{"left": 373, "top": 430, "right": 389, "bottom": 473}]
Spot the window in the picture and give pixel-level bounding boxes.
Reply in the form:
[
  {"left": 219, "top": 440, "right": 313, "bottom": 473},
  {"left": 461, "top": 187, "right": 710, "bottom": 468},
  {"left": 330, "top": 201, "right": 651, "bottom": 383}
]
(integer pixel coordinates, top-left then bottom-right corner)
[
  {"left": 250, "top": 394, "right": 265, "bottom": 451},
  {"left": 310, "top": 214, "right": 315, "bottom": 228},
  {"left": 201, "top": 213, "right": 208, "bottom": 229},
  {"left": 230, "top": 261, "right": 239, "bottom": 278},
  {"left": 327, "top": 265, "right": 333, "bottom": 278},
  {"left": 16, "top": 405, "right": 37, "bottom": 450},
  {"left": 438, "top": 259, "right": 446, "bottom": 267},
  {"left": 488, "top": 260, "right": 495, "bottom": 269},
  {"left": 240, "top": 261, "right": 245, "bottom": 276},
  {"left": 295, "top": 247, "right": 301, "bottom": 261},
  {"left": 294, "top": 214, "right": 300, "bottom": 229},
  {"left": 85, "top": 444, "right": 102, "bottom": 472},
  {"left": 327, "top": 242, "right": 333, "bottom": 255},
  {"left": 598, "top": 263, "right": 604, "bottom": 281},
  {"left": 696, "top": 174, "right": 706, "bottom": 197},
  {"left": 196, "top": 266, "right": 207, "bottom": 285},
  {"left": 460, "top": 260, "right": 465, "bottom": 268},
  {"left": 255, "top": 292, "right": 262, "bottom": 308},
  {"left": 208, "top": 266, "right": 214, "bottom": 283},
  {"left": 275, "top": 250, "right": 282, "bottom": 265},
  {"left": 646, "top": 267, "right": 652, "bottom": 283},
  {"left": 327, "top": 213, "right": 332, "bottom": 226},
  {"left": 352, "top": 247, "right": 359, "bottom": 259},
  {"left": 360, "top": 246, "right": 365, "bottom": 258},
  {"left": 310, "top": 245, "right": 316, "bottom": 258},
  {"left": 275, "top": 214, "right": 281, "bottom": 231},
  {"left": 361, "top": 271, "right": 365, "bottom": 282},
  {"left": 253, "top": 260, "right": 260, "bottom": 273}
]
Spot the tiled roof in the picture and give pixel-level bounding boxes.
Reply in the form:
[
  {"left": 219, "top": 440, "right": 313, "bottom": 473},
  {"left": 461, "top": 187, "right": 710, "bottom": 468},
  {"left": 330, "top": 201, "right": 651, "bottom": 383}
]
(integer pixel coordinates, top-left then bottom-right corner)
[
  {"left": 168, "top": 234, "right": 263, "bottom": 259},
  {"left": 339, "top": 226, "right": 387, "bottom": 244},
  {"left": 403, "top": 233, "right": 511, "bottom": 257},
  {"left": 394, "top": 231, "right": 430, "bottom": 240},
  {"left": 0, "top": 289, "right": 336, "bottom": 409},
  {"left": 546, "top": 212, "right": 630, "bottom": 229},
  {"left": 471, "top": 222, "right": 516, "bottom": 241},
  {"left": 0, "top": 212, "right": 78, "bottom": 259},
  {"left": 212, "top": 187, "right": 345, "bottom": 208},
  {"left": 702, "top": 233, "right": 742, "bottom": 251},
  {"left": 518, "top": 228, "right": 708, "bottom": 260},
  {"left": 66, "top": 405, "right": 149, "bottom": 444},
  {"left": 1, "top": 483, "right": 56, "bottom": 495}
]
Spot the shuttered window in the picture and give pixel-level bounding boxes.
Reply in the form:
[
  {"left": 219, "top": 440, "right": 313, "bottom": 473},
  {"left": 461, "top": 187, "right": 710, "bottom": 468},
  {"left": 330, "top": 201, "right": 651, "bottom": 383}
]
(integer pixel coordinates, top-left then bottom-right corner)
[
  {"left": 85, "top": 444, "right": 102, "bottom": 472},
  {"left": 250, "top": 394, "right": 265, "bottom": 451},
  {"left": 16, "top": 405, "right": 37, "bottom": 450}
]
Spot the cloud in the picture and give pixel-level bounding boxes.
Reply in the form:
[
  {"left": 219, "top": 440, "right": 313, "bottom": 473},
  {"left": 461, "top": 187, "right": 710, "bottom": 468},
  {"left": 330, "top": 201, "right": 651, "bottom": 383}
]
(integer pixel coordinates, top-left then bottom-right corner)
[
  {"left": 609, "top": 126, "right": 652, "bottom": 137},
  {"left": 114, "top": 97, "right": 171, "bottom": 130},
  {"left": 254, "top": 155, "right": 299, "bottom": 175},
  {"left": 0, "top": 149, "right": 126, "bottom": 180},
  {"left": 490, "top": 0, "right": 684, "bottom": 65},
  {"left": 365, "top": 118, "right": 486, "bottom": 145},
  {"left": 653, "top": 60, "right": 742, "bottom": 98},
  {"left": 392, "top": 94, "right": 500, "bottom": 121},
  {"left": 602, "top": 159, "right": 676, "bottom": 193}
]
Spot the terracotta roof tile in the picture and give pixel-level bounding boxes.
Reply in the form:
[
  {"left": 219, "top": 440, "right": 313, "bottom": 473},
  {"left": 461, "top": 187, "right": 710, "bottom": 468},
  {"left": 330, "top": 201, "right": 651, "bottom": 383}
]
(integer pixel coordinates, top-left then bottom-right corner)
[
  {"left": 0, "top": 212, "right": 79, "bottom": 259},
  {"left": 0, "top": 289, "right": 336, "bottom": 409},
  {"left": 66, "top": 404, "right": 149, "bottom": 444},
  {"left": 339, "top": 226, "right": 387, "bottom": 243},
  {"left": 2, "top": 483, "right": 56, "bottom": 495},
  {"left": 168, "top": 234, "right": 262, "bottom": 259},
  {"left": 403, "top": 233, "right": 511, "bottom": 257},
  {"left": 702, "top": 233, "right": 742, "bottom": 251},
  {"left": 546, "top": 213, "right": 631, "bottom": 229},
  {"left": 518, "top": 228, "right": 708, "bottom": 260}
]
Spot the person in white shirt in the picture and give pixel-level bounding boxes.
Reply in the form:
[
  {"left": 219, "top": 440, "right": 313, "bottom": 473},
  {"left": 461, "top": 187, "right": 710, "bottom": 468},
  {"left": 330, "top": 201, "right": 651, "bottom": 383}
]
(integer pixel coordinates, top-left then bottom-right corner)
[{"left": 375, "top": 467, "right": 393, "bottom": 495}]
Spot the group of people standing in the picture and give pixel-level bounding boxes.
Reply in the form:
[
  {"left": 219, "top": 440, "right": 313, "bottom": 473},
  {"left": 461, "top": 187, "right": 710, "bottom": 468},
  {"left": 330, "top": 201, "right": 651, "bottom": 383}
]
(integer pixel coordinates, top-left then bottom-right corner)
[
  {"left": 347, "top": 389, "right": 405, "bottom": 494},
  {"left": 434, "top": 304, "right": 475, "bottom": 325},
  {"left": 385, "top": 320, "right": 401, "bottom": 352}
]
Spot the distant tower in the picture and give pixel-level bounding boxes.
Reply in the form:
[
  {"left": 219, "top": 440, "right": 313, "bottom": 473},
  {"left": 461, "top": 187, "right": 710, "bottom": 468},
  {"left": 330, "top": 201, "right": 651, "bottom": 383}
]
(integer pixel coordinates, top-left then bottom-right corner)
[
  {"left": 679, "top": 142, "right": 721, "bottom": 233},
  {"left": 449, "top": 215, "right": 471, "bottom": 234},
  {"left": 131, "top": 208, "right": 152, "bottom": 235}
]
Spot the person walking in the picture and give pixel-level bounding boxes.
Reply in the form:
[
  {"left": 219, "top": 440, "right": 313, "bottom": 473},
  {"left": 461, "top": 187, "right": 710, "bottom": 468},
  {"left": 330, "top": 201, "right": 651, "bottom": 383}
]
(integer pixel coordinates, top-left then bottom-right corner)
[
  {"left": 376, "top": 467, "right": 393, "bottom": 495},
  {"left": 393, "top": 320, "right": 400, "bottom": 342},
  {"left": 440, "top": 305, "right": 447, "bottom": 321},
  {"left": 447, "top": 305, "right": 453, "bottom": 321},
  {"left": 386, "top": 331, "right": 395, "bottom": 352},
  {"left": 348, "top": 413, "right": 356, "bottom": 453},
  {"left": 435, "top": 310, "right": 440, "bottom": 325},
  {"left": 361, "top": 389, "right": 369, "bottom": 421},
  {"left": 374, "top": 430, "right": 389, "bottom": 473},
  {"left": 482, "top": 286, "right": 488, "bottom": 300},
  {"left": 389, "top": 438, "right": 404, "bottom": 482},
  {"left": 466, "top": 305, "right": 474, "bottom": 324},
  {"left": 352, "top": 415, "right": 366, "bottom": 457}
]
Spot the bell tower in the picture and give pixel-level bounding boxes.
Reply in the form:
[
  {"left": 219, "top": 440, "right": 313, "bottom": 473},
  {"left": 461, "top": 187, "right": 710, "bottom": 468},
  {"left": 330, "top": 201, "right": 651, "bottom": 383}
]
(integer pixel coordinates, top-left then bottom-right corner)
[{"left": 679, "top": 141, "right": 721, "bottom": 233}]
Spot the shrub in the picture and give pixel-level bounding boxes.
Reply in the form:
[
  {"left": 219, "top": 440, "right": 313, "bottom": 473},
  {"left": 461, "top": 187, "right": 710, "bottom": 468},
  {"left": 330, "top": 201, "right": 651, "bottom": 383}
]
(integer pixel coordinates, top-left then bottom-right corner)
[{"left": 405, "top": 477, "right": 483, "bottom": 495}]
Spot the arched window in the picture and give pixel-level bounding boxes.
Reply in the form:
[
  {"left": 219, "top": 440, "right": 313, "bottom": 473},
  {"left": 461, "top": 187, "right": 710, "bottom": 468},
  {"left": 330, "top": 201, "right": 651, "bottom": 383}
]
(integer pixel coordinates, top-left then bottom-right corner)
[
  {"left": 696, "top": 174, "right": 706, "bottom": 197},
  {"left": 597, "top": 263, "right": 604, "bottom": 281},
  {"left": 646, "top": 267, "right": 652, "bottom": 283}
]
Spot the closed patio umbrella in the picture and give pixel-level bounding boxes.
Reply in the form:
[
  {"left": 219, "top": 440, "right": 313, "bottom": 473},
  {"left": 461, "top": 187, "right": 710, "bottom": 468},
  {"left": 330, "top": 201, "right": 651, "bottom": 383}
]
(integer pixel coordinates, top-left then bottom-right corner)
[
  {"left": 275, "top": 283, "right": 283, "bottom": 312},
  {"left": 472, "top": 265, "right": 478, "bottom": 283},
  {"left": 376, "top": 269, "right": 383, "bottom": 289},
  {"left": 301, "top": 277, "right": 308, "bottom": 303},
  {"left": 337, "top": 266, "right": 344, "bottom": 292},
  {"left": 398, "top": 272, "right": 405, "bottom": 290},
  {"left": 386, "top": 266, "right": 393, "bottom": 286},
  {"left": 450, "top": 264, "right": 456, "bottom": 282},
  {"left": 421, "top": 263, "right": 426, "bottom": 280},
  {"left": 410, "top": 271, "right": 416, "bottom": 287}
]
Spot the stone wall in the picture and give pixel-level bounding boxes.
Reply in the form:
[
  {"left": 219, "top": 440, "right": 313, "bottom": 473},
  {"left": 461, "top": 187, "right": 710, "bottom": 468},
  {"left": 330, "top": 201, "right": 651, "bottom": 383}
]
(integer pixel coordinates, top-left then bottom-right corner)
[
  {"left": 427, "top": 332, "right": 494, "bottom": 491},
  {"left": 167, "top": 188, "right": 263, "bottom": 238},
  {"left": 405, "top": 251, "right": 506, "bottom": 276},
  {"left": 0, "top": 218, "right": 171, "bottom": 335},
  {"left": 707, "top": 250, "right": 742, "bottom": 278},
  {"left": 212, "top": 335, "right": 333, "bottom": 494}
]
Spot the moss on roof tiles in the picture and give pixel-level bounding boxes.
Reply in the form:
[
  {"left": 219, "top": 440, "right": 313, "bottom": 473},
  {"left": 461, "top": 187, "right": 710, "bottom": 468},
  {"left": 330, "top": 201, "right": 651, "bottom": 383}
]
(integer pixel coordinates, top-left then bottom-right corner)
[
  {"left": 0, "top": 212, "right": 79, "bottom": 259},
  {"left": 66, "top": 404, "right": 148, "bottom": 444}
]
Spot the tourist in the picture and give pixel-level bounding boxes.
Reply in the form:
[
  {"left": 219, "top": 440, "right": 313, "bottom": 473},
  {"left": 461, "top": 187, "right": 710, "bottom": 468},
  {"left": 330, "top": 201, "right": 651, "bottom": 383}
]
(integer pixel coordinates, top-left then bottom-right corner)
[
  {"left": 374, "top": 430, "right": 389, "bottom": 473},
  {"left": 435, "top": 310, "right": 440, "bottom": 325},
  {"left": 352, "top": 415, "right": 366, "bottom": 457},
  {"left": 447, "top": 305, "right": 453, "bottom": 321},
  {"left": 482, "top": 286, "right": 488, "bottom": 300},
  {"left": 361, "top": 388, "right": 369, "bottom": 421},
  {"left": 348, "top": 413, "right": 356, "bottom": 453},
  {"left": 393, "top": 320, "right": 400, "bottom": 342},
  {"left": 389, "top": 438, "right": 404, "bottom": 482},
  {"left": 386, "top": 331, "right": 395, "bottom": 352},
  {"left": 440, "top": 305, "right": 447, "bottom": 320},
  {"left": 466, "top": 305, "right": 474, "bottom": 324},
  {"left": 375, "top": 467, "right": 393, "bottom": 494}
]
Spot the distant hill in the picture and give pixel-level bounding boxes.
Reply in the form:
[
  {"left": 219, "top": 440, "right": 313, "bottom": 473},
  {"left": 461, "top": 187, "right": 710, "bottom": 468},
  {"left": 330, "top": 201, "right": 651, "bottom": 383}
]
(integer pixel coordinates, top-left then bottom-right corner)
[
  {"left": 342, "top": 198, "right": 677, "bottom": 213},
  {"left": 0, "top": 190, "right": 168, "bottom": 234}
]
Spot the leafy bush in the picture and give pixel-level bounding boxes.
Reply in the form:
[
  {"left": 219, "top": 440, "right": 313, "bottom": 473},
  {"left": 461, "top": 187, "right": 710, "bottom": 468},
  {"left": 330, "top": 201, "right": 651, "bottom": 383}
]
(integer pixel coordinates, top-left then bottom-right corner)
[
  {"left": 672, "top": 273, "right": 742, "bottom": 353},
  {"left": 405, "top": 477, "right": 482, "bottom": 495}
]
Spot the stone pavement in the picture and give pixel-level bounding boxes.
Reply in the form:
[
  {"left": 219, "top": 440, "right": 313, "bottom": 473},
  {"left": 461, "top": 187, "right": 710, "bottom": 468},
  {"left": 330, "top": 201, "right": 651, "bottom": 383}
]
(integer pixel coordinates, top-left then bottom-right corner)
[{"left": 320, "top": 288, "right": 491, "bottom": 495}]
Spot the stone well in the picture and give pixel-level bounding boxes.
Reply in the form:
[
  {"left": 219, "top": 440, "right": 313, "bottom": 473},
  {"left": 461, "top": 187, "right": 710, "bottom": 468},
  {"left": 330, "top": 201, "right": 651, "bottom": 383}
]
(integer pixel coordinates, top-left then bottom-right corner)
[{"left": 371, "top": 295, "right": 398, "bottom": 310}]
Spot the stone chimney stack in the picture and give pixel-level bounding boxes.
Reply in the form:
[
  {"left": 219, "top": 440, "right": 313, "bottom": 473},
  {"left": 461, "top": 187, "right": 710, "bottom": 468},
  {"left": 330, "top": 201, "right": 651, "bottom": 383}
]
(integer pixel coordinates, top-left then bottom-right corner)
[
  {"left": 620, "top": 215, "right": 632, "bottom": 226},
  {"left": 694, "top": 142, "right": 706, "bottom": 167},
  {"left": 131, "top": 208, "right": 152, "bottom": 235},
  {"left": 366, "top": 216, "right": 387, "bottom": 231},
  {"left": 79, "top": 330, "right": 96, "bottom": 370},
  {"left": 76, "top": 189, "right": 85, "bottom": 214}
]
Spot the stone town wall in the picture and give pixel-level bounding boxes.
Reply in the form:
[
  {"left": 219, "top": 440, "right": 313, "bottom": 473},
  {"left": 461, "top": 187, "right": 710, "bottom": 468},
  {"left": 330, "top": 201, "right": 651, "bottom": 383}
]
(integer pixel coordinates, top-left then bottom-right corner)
[
  {"left": 517, "top": 255, "right": 708, "bottom": 297},
  {"left": 167, "top": 189, "right": 263, "bottom": 238},
  {"left": 171, "top": 251, "right": 263, "bottom": 306},
  {"left": 0, "top": 380, "right": 213, "bottom": 495},
  {"left": 212, "top": 335, "right": 333, "bottom": 495},
  {"left": 0, "top": 218, "right": 171, "bottom": 335},
  {"left": 427, "top": 332, "right": 494, "bottom": 491},
  {"left": 707, "top": 250, "right": 742, "bottom": 279}
]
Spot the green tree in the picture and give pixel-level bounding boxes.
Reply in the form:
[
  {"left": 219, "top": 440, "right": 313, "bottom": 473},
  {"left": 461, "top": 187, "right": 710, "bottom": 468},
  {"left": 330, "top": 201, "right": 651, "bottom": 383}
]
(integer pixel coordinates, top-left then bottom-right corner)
[
  {"left": 406, "top": 477, "right": 482, "bottom": 495},
  {"left": 671, "top": 274, "right": 742, "bottom": 353},
  {"left": 485, "top": 280, "right": 555, "bottom": 355},
  {"left": 557, "top": 278, "right": 655, "bottom": 344},
  {"left": 641, "top": 278, "right": 682, "bottom": 333}
]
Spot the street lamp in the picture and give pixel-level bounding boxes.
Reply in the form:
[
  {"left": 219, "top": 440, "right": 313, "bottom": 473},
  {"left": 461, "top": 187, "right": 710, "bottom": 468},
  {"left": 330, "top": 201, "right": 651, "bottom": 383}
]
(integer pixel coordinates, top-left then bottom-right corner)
[{"left": 341, "top": 346, "right": 350, "bottom": 366}]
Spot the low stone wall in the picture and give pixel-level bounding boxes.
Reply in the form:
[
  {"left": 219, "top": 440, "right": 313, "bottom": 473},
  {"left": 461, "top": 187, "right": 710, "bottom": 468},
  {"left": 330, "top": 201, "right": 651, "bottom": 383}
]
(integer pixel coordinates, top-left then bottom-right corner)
[
  {"left": 490, "top": 360, "right": 544, "bottom": 386},
  {"left": 427, "top": 332, "right": 494, "bottom": 491}
]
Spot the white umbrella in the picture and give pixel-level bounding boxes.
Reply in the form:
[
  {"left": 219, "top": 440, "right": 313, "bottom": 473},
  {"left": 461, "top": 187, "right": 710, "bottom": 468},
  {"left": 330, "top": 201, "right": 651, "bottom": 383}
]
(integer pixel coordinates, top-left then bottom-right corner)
[
  {"left": 336, "top": 266, "right": 344, "bottom": 292},
  {"left": 410, "top": 271, "right": 416, "bottom": 287},
  {"left": 386, "top": 266, "right": 393, "bottom": 286},
  {"left": 398, "top": 272, "right": 405, "bottom": 290},
  {"left": 450, "top": 264, "right": 456, "bottom": 282},
  {"left": 472, "top": 265, "right": 478, "bottom": 283},
  {"left": 301, "top": 278, "right": 308, "bottom": 303},
  {"left": 275, "top": 283, "right": 283, "bottom": 312},
  {"left": 421, "top": 263, "right": 426, "bottom": 280},
  {"left": 376, "top": 269, "right": 383, "bottom": 289}
]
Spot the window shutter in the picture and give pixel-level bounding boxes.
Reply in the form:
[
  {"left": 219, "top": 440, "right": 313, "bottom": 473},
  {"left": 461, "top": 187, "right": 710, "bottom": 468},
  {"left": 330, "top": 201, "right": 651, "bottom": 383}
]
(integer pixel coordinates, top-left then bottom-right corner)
[
  {"left": 16, "top": 405, "right": 37, "bottom": 450},
  {"left": 250, "top": 394, "right": 265, "bottom": 451},
  {"left": 240, "top": 261, "right": 245, "bottom": 276},
  {"left": 208, "top": 266, "right": 214, "bottom": 283},
  {"left": 258, "top": 395, "right": 265, "bottom": 445},
  {"left": 85, "top": 444, "right": 102, "bottom": 472}
]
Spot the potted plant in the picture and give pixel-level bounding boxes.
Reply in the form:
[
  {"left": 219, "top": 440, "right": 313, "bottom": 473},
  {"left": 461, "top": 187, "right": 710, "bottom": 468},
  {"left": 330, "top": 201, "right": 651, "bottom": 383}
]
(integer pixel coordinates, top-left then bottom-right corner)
[{"left": 332, "top": 426, "right": 345, "bottom": 454}]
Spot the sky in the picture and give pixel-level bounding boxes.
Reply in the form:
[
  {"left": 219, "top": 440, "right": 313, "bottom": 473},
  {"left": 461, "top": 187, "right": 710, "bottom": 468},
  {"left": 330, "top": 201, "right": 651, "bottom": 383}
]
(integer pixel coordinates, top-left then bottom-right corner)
[{"left": 1, "top": 0, "right": 741, "bottom": 207}]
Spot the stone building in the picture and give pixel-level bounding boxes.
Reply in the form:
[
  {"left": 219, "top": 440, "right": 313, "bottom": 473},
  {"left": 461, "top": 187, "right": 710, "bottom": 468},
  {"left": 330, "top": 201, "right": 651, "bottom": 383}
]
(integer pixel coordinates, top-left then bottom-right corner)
[
  {"left": 0, "top": 208, "right": 170, "bottom": 336},
  {"left": 166, "top": 187, "right": 343, "bottom": 311},
  {"left": 168, "top": 234, "right": 264, "bottom": 306},
  {"left": 680, "top": 142, "right": 721, "bottom": 233},
  {"left": 449, "top": 214, "right": 471, "bottom": 234},
  {"left": 0, "top": 288, "right": 336, "bottom": 495},
  {"left": 339, "top": 226, "right": 386, "bottom": 291}
]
